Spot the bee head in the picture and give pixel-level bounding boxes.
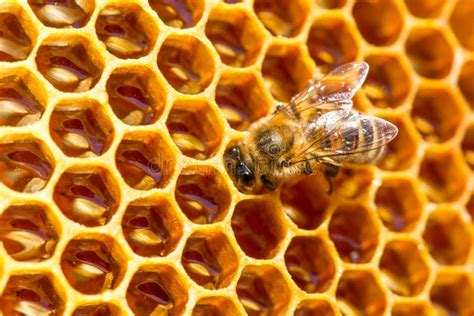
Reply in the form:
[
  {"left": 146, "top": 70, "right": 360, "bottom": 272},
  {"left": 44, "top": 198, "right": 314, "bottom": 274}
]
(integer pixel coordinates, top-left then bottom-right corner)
[{"left": 224, "top": 146, "right": 256, "bottom": 193}]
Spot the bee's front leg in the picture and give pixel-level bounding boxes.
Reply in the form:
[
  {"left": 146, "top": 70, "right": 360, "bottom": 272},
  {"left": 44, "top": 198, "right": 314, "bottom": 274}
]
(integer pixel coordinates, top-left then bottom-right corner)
[{"left": 322, "top": 163, "right": 340, "bottom": 194}]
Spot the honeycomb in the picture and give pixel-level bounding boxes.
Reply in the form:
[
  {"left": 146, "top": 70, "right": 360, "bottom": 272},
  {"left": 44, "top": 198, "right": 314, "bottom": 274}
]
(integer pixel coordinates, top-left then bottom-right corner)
[{"left": 0, "top": 0, "right": 473, "bottom": 315}]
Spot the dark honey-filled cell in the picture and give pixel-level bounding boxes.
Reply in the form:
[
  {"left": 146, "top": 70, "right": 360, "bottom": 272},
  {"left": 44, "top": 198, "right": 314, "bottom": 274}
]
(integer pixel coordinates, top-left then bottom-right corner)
[
  {"left": 336, "top": 270, "right": 387, "bottom": 316},
  {"left": 450, "top": 0, "right": 474, "bottom": 51},
  {"left": 284, "top": 236, "right": 336, "bottom": 293},
  {"left": 149, "top": 0, "right": 204, "bottom": 28},
  {"left": 1, "top": 274, "right": 64, "bottom": 315},
  {"left": 167, "top": 99, "right": 222, "bottom": 159},
  {"left": 232, "top": 199, "right": 287, "bottom": 259},
  {"left": 0, "top": 203, "right": 58, "bottom": 262},
  {"left": 280, "top": 174, "right": 330, "bottom": 230},
  {"left": 352, "top": 0, "right": 403, "bottom": 46},
  {"left": 253, "top": 0, "right": 309, "bottom": 37},
  {"left": 96, "top": 4, "right": 158, "bottom": 59},
  {"left": 28, "top": 0, "right": 95, "bottom": 28},
  {"left": 106, "top": 66, "right": 165, "bottom": 126},
  {"left": 0, "top": 72, "right": 45, "bottom": 127},
  {"left": 192, "top": 296, "right": 240, "bottom": 316},
  {"left": 295, "top": 299, "right": 337, "bottom": 316},
  {"left": 116, "top": 132, "right": 175, "bottom": 190},
  {"left": 375, "top": 177, "right": 424, "bottom": 232},
  {"left": 35, "top": 35, "right": 104, "bottom": 92},
  {"left": 49, "top": 100, "right": 114, "bottom": 158},
  {"left": 0, "top": 11, "right": 33, "bottom": 62},
  {"left": 307, "top": 16, "right": 358, "bottom": 73},
  {"left": 236, "top": 265, "right": 291, "bottom": 316},
  {"left": 60, "top": 235, "right": 126, "bottom": 295},
  {"left": 157, "top": 34, "right": 215, "bottom": 94},
  {"left": 404, "top": 0, "right": 446, "bottom": 18},
  {"left": 206, "top": 6, "right": 264, "bottom": 67},
  {"left": 53, "top": 166, "right": 120, "bottom": 227},
  {"left": 262, "top": 44, "right": 313, "bottom": 102},
  {"left": 405, "top": 27, "right": 454, "bottom": 79},
  {"left": 419, "top": 150, "right": 468, "bottom": 203},
  {"left": 215, "top": 71, "right": 270, "bottom": 131},
  {"left": 411, "top": 85, "right": 464, "bottom": 143},
  {"left": 430, "top": 271, "right": 474, "bottom": 315},
  {"left": 328, "top": 204, "right": 379, "bottom": 263},
  {"left": 73, "top": 303, "right": 121, "bottom": 316},
  {"left": 363, "top": 54, "right": 411, "bottom": 108},
  {"left": 181, "top": 230, "right": 239, "bottom": 289},
  {"left": 316, "top": 0, "right": 347, "bottom": 9},
  {"left": 175, "top": 166, "right": 231, "bottom": 224},
  {"left": 458, "top": 59, "right": 474, "bottom": 108},
  {"left": 379, "top": 240, "right": 430, "bottom": 296},
  {"left": 122, "top": 196, "right": 183, "bottom": 257},
  {"left": 392, "top": 301, "right": 432, "bottom": 316},
  {"left": 0, "top": 138, "right": 54, "bottom": 193},
  {"left": 461, "top": 123, "right": 474, "bottom": 168},
  {"left": 126, "top": 265, "right": 188, "bottom": 316},
  {"left": 423, "top": 208, "right": 472, "bottom": 265}
]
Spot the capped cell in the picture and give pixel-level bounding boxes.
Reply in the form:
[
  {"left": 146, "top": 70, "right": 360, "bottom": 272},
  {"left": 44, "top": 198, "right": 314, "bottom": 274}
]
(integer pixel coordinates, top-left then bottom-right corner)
[
  {"left": 0, "top": 6, "right": 35, "bottom": 62},
  {"left": 192, "top": 296, "right": 240, "bottom": 316},
  {"left": 450, "top": 0, "right": 474, "bottom": 51},
  {"left": 149, "top": 0, "right": 204, "bottom": 28},
  {"left": 28, "top": 0, "right": 95, "bottom": 28}
]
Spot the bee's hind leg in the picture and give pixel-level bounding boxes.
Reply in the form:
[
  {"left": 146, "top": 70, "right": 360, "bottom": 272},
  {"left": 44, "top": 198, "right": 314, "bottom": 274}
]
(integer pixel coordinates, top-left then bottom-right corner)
[{"left": 322, "top": 163, "right": 340, "bottom": 194}]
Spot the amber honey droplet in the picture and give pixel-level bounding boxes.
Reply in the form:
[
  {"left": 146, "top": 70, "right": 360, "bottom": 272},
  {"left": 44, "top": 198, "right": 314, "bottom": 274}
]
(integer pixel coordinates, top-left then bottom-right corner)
[
  {"left": 1, "top": 274, "right": 64, "bottom": 315},
  {"left": 0, "top": 75, "right": 44, "bottom": 127},
  {"left": 53, "top": 167, "right": 120, "bottom": 227},
  {"left": 73, "top": 303, "right": 119, "bottom": 316},
  {"left": 149, "top": 0, "right": 204, "bottom": 29},
  {"left": 0, "top": 204, "right": 58, "bottom": 261},
  {"left": 61, "top": 238, "right": 124, "bottom": 294},
  {"left": 0, "top": 139, "right": 54, "bottom": 193},
  {"left": 0, "top": 12, "right": 33, "bottom": 62},
  {"left": 28, "top": 0, "right": 94, "bottom": 28}
]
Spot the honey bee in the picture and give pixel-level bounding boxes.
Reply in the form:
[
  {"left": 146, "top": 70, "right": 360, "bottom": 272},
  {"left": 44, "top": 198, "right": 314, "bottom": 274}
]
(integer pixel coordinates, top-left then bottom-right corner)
[{"left": 224, "top": 62, "right": 398, "bottom": 194}]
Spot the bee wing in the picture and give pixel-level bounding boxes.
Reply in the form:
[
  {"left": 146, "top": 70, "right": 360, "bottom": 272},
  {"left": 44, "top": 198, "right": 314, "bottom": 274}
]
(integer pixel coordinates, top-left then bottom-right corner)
[{"left": 292, "top": 110, "right": 398, "bottom": 164}]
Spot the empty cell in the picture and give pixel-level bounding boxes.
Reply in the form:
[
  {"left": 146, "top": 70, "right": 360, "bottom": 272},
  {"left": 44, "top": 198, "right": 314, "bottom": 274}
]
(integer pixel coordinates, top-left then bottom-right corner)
[
  {"left": 237, "top": 265, "right": 291, "bottom": 316},
  {"left": 423, "top": 208, "right": 472, "bottom": 265},
  {"left": 284, "top": 236, "right": 336, "bottom": 293},
  {"left": 419, "top": 150, "right": 468, "bottom": 203},
  {"left": 466, "top": 192, "right": 474, "bottom": 219},
  {"left": 106, "top": 66, "right": 165, "bottom": 126},
  {"left": 411, "top": 85, "right": 464, "bottom": 143},
  {"left": 329, "top": 204, "right": 379, "bottom": 263},
  {"left": 60, "top": 234, "right": 126, "bottom": 295},
  {"left": 375, "top": 177, "right": 424, "bottom": 232},
  {"left": 0, "top": 137, "right": 54, "bottom": 193},
  {"left": 430, "top": 271, "right": 474, "bottom": 315},
  {"left": 28, "top": 0, "right": 95, "bottom": 28},
  {"left": 450, "top": 0, "right": 474, "bottom": 51},
  {"left": 377, "top": 116, "right": 419, "bottom": 171},
  {"left": 280, "top": 174, "right": 330, "bottom": 230},
  {"left": 53, "top": 165, "right": 120, "bottom": 227},
  {"left": 352, "top": 0, "right": 403, "bottom": 46},
  {"left": 363, "top": 54, "right": 412, "bottom": 109},
  {"left": 1, "top": 274, "right": 64, "bottom": 315},
  {"left": 206, "top": 6, "right": 264, "bottom": 67},
  {"left": 181, "top": 230, "right": 239, "bottom": 289},
  {"left": 0, "top": 7, "right": 35, "bottom": 62},
  {"left": 458, "top": 59, "right": 474, "bottom": 108},
  {"left": 232, "top": 199, "right": 287, "bottom": 259},
  {"left": 215, "top": 71, "right": 270, "bottom": 131},
  {"left": 0, "top": 70, "right": 46, "bottom": 127},
  {"left": 404, "top": 0, "right": 446, "bottom": 18},
  {"left": 167, "top": 99, "right": 223, "bottom": 159},
  {"left": 379, "top": 240, "right": 430, "bottom": 296},
  {"left": 49, "top": 99, "right": 114, "bottom": 158},
  {"left": 72, "top": 303, "right": 121, "bottom": 316},
  {"left": 262, "top": 44, "right": 313, "bottom": 102},
  {"left": 96, "top": 3, "right": 158, "bottom": 59},
  {"left": 175, "top": 166, "right": 231, "bottom": 224},
  {"left": 0, "top": 203, "right": 59, "bottom": 262},
  {"left": 392, "top": 301, "right": 432, "bottom": 316},
  {"left": 307, "top": 16, "right": 358, "bottom": 73},
  {"left": 254, "top": 0, "right": 310, "bottom": 37},
  {"left": 126, "top": 265, "right": 188, "bottom": 316},
  {"left": 462, "top": 122, "right": 474, "bottom": 168},
  {"left": 406, "top": 27, "right": 454, "bottom": 79},
  {"left": 35, "top": 35, "right": 104, "bottom": 92},
  {"left": 316, "top": 0, "right": 347, "bottom": 9},
  {"left": 332, "top": 166, "right": 374, "bottom": 199},
  {"left": 157, "top": 35, "right": 215, "bottom": 94},
  {"left": 116, "top": 132, "right": 175, "bottom": 190},
  {"left": 336, "top": 270, "right": 387, "bottom": 316},
  {"left": 122, "top": 196, "right": 183, "bottom": 257},
  {"left": 192, "top": 296, "right": 240, "bottom": 316},
  {"left": 149, "top": 0, "right": 204, "bottom": 29},
  {"left": 294, "top": 299, "right": 337, "bottom": 316}
]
